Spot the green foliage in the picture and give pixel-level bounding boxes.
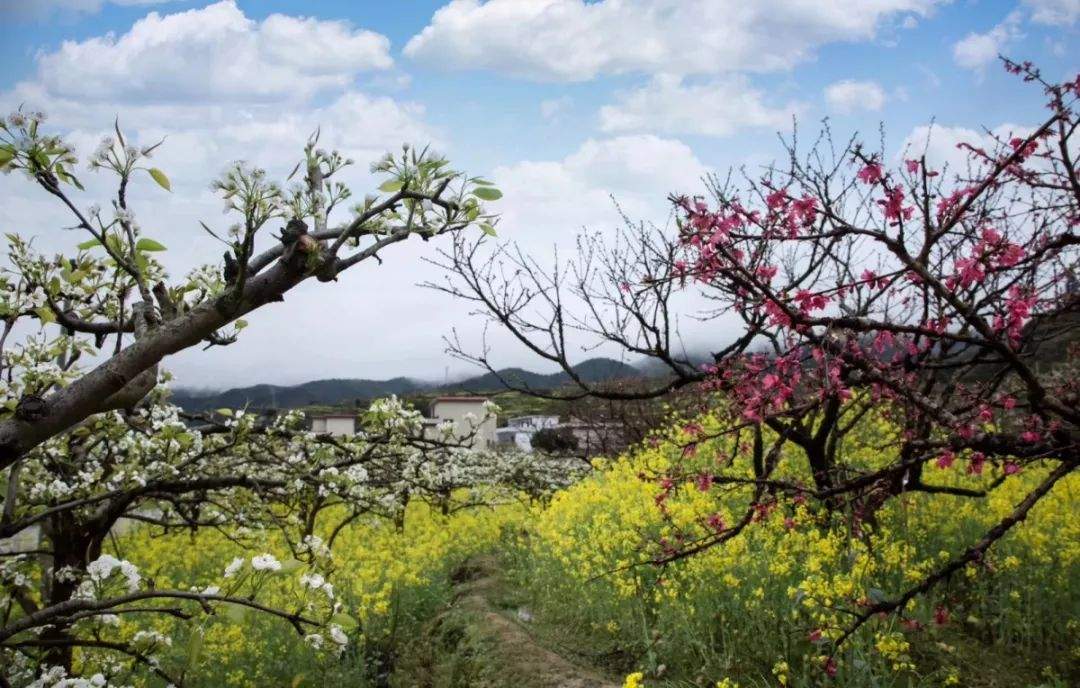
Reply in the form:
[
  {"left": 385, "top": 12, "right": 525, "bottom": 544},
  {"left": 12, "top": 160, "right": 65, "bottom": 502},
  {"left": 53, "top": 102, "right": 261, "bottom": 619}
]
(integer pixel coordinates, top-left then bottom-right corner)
[{"left": 147, "top": 167, "right": 171, "bottom": 191}]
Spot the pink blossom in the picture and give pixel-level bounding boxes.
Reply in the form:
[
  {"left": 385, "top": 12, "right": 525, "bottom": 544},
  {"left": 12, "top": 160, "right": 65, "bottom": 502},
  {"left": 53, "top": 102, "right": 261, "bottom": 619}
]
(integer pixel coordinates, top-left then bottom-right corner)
[
  {"left": 696, "top": 472, "right": 713, "bottom": 492},
  {"left": 1009, "top": 136, "right": 1038, "bottom": 161},
  {"left": 901, "top": 618, "right": 924, "bottom": 631},
  {"left": 793, "top": 195, "right": 818, "bottom": 219},
  {"left": 936, "top": 450, "right": 955, "bottom": 469},
  {"left": 706, "top": 513, "right": 725, "bottom": 532},
  {"left": 951, "top": 256, "right": 986, "bottom": 288},
  {"left": 872, "top": 330, "right": 894, "bottom": 355},
  {"left": 934, "top": 606, "right": 950, "bottom": 626},
  {"left": 763, "top": 298, "right": 791, "bottom": 327},
  {"left": 857, "top": 162, "right": 883, "bottom": 184},
  {"left": 966, "top": 452, "right": 986, "bottom": 475},
  {"left": 998, "top": 242, "right": 1025, "bottom": 267},
  {"left": 766, "top": 188, "right": 788, "bottom": 209},
  {"left": 794, "top": 289, "right": 829, "bottom": 314},
  {"left": 879, "top": 187, "right": 914, "bottom": 222},
  {"left": 756, "top": 264, "right": 778, "bottom": 282},
  {"left": 823, "top": 657, "right": 837, "bottom": 677}
]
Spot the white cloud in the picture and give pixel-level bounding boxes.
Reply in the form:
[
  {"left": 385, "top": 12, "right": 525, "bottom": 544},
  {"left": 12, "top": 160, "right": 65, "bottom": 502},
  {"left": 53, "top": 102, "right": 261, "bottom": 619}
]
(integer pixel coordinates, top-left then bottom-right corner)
[
  {"left": 36, "top": 1, "right": 393, "bottom": 103},
  {"left": 491, "top": 135, "right": 709, "bottom": 242},
  {"left": 178, "top": 135, "right": 713, "bottom": 386},
  {"left": 599, "top": 74, "right": 799, "bottom": 137},
  {"left": 824, "top": 79, "right": 886, "bottom": 114},
  {"left": 540, "top": 96, "right": 572, "bottom": 122},
  {"left": 1023, "top": 0, "right": 1080, "bottom": 25},
  {"left": 0, "top": 2, "right": 725, "bottom": 388},
  {"left": 952, "top": 12, "right": 1023, "bottom": 72},
  {"left": 897, "top": 122, "right": 1033, "bottom": 173},
  {"left": 443, "top": 135, "right": 722, "bottom": 370},
  {"left": 404, "top": 0, "right": 942, "bottom": 81},
  {"left": 0, "top": 2, "right": 451, "bottom": 388}
]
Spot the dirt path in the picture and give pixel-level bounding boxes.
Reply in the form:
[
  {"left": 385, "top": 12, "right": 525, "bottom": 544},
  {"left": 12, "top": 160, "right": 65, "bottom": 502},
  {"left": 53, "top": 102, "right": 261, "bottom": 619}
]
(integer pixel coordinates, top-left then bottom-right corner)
[{"left": 396, "top": 555, "right": 619, "bottom": 688}]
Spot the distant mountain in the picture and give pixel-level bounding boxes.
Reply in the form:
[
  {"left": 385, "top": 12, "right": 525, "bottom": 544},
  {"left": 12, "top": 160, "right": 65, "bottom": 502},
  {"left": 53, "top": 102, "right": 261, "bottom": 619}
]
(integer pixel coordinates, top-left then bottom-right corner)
[
  {"left": 450, "top": 357, "right": 638, "bottom": 392},
  {"left": 171, "top": 377, "right": 423, "bottom": 412},
  {"left": 170, "top": 357, "right": 640, "bottom": 412}
]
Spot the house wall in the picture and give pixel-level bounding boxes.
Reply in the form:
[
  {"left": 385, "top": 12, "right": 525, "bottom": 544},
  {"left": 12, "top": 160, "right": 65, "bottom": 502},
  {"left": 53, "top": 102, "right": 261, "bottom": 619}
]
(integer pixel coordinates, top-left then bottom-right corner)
[
  {"left": 312, "top": 416, "right": 356, "bottom": 436},
  {"left": 507, "top": 415, "right": 560, "bottom": 431},
  {"left": 429, "top": 400, "right": 496, "bottom": 449},
  {"left": 495, "top": 428, "right": 535, "bottom": 451}
]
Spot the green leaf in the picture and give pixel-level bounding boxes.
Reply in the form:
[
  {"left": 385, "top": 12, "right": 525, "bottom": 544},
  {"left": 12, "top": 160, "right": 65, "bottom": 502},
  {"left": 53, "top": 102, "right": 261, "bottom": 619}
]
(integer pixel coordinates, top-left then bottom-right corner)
[
  {"left": 34, "top": 306, "right": 56, "bottom": 325},
  {"left": 234, "top": 319, "right": 248, "bottom": 330},
  {"left": 186, "top": 629, "right": 204, "bottom": 668},
  {"left": 216, "top": 408, "right": 234, "bottom": 417},
  {"left": 148, "top": 167, "right": 171, "bottom": 192},
  {"left": 105, "top": 234, "right": 123, "bottom": 255},
  {"left": 77, "top": 238, "right": 101, "bottom": 251},
  {"left": 0, "top": 146, "right": 14, "bottom": 167},
  {"left": 480, "top": 223, "right": 497, "bottom": 237},
  {"left": 223, "top": 602, "right": 249, "bottom": 624},
  {"left": 471, "top": 187, "right": 502, "bottom": 201},
  {"left": 378, "top": 179, "right": 404, "bottom": 193},
  {"left": 330, "top": 613, "right": 359, "bottom": 631},
  {"left": 471, "top": 178, "right": 495, "bottom": 186},
  {"left": 280, "top": 558, "right": 304, "bottom": 574},
  {"left": 135, "top": 237, "right": 167, "bottom": 252}
]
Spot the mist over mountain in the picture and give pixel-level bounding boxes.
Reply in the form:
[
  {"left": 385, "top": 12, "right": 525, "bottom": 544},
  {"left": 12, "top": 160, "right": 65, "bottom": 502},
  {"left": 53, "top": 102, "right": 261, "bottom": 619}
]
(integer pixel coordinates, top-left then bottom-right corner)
[{"left": 170, "top": 358, "right": 641, "bottom": 411}]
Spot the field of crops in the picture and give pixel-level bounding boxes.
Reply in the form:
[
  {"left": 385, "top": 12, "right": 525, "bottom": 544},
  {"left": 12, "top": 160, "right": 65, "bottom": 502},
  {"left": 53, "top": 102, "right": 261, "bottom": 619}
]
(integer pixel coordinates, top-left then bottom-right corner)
[{"left": 78, "top": 406, "right": 1078, "bottom": 688}]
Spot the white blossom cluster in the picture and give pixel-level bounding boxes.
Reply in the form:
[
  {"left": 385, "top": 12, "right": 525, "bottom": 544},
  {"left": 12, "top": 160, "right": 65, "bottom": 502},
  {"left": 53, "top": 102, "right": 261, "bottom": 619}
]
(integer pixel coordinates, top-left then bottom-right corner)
[{"left": 83, "top": 554, "right": 142, "bottom": 595}]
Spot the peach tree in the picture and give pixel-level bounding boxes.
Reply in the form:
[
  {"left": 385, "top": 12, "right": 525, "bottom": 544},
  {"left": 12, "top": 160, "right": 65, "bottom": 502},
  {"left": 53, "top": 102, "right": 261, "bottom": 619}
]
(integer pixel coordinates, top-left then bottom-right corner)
[{"left": 437, "top": 60, "right": 1079, "bottom": 662}]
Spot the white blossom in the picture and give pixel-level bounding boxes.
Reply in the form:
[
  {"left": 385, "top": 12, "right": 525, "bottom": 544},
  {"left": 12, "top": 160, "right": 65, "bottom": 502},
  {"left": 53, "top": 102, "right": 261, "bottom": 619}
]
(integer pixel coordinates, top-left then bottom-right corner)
[
  {"left": 251, "top": 553, "right": 281, "bottom": 572},
  {"left": 223, "top": 556, "right": 245, "bottom": 578},
  {"left": 85, "top": 554, "right": 140, "bottom": 592}
]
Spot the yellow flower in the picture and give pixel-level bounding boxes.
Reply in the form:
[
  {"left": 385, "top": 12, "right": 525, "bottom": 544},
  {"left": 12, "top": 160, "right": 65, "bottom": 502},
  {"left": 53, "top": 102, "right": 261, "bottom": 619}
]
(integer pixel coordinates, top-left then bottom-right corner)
[
  {"left": 943, "top": 667, "right": 961, "bottom": 686},
  {"left": 772, "top": 660, "right": 790, "bottom": 686},
  {"left": 623, "top": 671, "right": 645, "bottom": 688}
]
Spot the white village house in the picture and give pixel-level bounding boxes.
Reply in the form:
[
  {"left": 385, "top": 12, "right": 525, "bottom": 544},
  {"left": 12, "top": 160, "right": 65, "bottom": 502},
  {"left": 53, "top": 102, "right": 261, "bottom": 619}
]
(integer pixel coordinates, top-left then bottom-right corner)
[
  {"left": 494, "top": 415, "right": 560, "bottom": 451},
  {"left": 310, "top": 396, "right": 498, "bottom": 449},
  {"left": 309, "top": 413, "right": 359, "bottom": 437}
]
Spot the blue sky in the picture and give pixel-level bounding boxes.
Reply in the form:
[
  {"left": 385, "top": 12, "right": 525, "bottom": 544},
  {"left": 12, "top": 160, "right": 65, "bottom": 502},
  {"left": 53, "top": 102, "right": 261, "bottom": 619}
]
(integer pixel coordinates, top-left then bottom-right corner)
[{"left": 0, "top": 0, "right": 1076, "bottom": 387}]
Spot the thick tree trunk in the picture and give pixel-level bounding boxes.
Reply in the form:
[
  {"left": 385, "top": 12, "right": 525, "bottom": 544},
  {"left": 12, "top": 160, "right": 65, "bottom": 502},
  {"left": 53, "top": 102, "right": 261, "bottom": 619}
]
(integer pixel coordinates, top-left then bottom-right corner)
[{"left": 40, "top": 517, "right": 101, "bottom": 671}]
